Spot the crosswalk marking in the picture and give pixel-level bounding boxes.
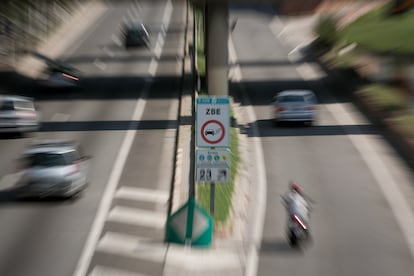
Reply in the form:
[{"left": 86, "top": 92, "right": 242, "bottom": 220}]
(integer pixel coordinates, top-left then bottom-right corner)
[
  {"left": 76, "top": 1, "right": 175, "bottom": 275},
  {"left": 97, "top": 232, "right": 167, "bottom": 259},
  {"left": 107, "top": 206, "right": 166, "bottom": 229},
  {"left": 115, "top": 186, "right": 169, "bottom": 204},
  {"left": 89, "top": 265, "right": 147, "bottom": 276},
  {"left": 51, "top": 112, "right": 71, "bottom": 122}
]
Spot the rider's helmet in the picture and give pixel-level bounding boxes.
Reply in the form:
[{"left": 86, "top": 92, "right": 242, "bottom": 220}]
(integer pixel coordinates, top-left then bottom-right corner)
[{"left": 290, "top": 181, "right": 303, "bottom": 194}]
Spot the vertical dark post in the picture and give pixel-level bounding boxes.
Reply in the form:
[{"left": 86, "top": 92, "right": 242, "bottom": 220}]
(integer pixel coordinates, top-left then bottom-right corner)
[
  {"left": 210, "top": 181, "right": 215, "bottom": 216},
  {"left": 189, "top": 0, "right": 196, "bottom": 200},
  {"left": 205, "top": 0, "right": 229, "bottom": 96}
]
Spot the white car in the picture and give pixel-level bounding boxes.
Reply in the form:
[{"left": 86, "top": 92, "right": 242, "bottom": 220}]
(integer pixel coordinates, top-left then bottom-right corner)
[
  {"left": 0, "top": 95, "right": 39, "bottom": 134},
  {"left": 272, "top": 90, "right": 318, "bottom": 125},
  {"left": 16, "top": 140, "right": 90, "bottom": 199}
]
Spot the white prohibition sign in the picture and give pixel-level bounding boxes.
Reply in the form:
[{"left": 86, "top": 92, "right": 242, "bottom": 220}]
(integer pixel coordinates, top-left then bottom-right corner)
[{"left": 201, "top": 119, "right": 225, "bottom": 144}]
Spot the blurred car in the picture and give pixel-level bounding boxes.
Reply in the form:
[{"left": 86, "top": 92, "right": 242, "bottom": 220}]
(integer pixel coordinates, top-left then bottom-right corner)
[
  {"left": 123, "top": 22, "right": 150, "bottom": 48},
  {"left": 31, "top": 52, "right": 81, "bottom": 90},
  {"left": 15, "top": 140, "right": 90, "bottom": 199},
  {"left": 272, "top": 90, "right": 318, "bottom": 125},
  {"left": 0, "top": 95, "right": 39, "bottom": 134},
  {"left": 42, "top": 63, "right": 81, "bottom": 89}
]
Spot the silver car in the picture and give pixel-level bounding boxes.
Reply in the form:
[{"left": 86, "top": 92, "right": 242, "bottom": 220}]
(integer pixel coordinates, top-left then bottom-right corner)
[
  {"left": 0, "top": 95, "right": 39, "bottom": 134},
  {"left": 272, "top": 90, "right": 318, "bottom": 125},
  {"left": 16, "top": 141, "right": 90, "bottom": 199}
]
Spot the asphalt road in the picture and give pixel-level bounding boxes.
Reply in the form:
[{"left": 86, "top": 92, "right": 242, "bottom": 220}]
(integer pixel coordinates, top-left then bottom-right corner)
[
  {"left": 0, "top": 1, "right": 186, "bottom": 276},
  {"left": 229, "top": 4, "right": 414, "bottom": 276}
]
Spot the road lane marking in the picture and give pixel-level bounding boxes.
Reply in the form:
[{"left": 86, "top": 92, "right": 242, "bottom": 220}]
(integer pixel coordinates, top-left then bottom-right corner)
[
  {"left": 90, "top": 265, "right": 146, "bottom": 276},
  {"left": 291, "top": 40, "right": 414, "bottom": 259},
  {"left": 162, "top": 0, "right": 173, "bottom": 31},
  {"left": 0, "top": 172, "right": 22, "bottom": 189},
  {"left": 154, "top": 38, "right": 163, "bottom": 59},
  {"left": 296, "top": 62, "right": 326, "bottom": 81},
  {"left": 132, "top": 0, "right": 142, "bottom": 12},
  {"left": 111, "top": 34, "right": 122, "bottom": 46},
  {"left": 93, "top": 58, "right": 107, "bottom": 70},
  {"left": 101, "top": 46, "right": 115, "bottom": 58},
  {"left": 228, "top": 35, "right": 242, "bottom": 82},
  {"left": 148, "top": 58, "right": 157, "bottom": 76},
  {"left": 107, "top": 206, "right": 166, "bottom": 229},
  {"left": 115, "top": 186, "right": 169, "bottom": 204},
  {"left": 229, "top": 35, "right": 267, "bottom": 276},
  {"left": 50, "top": 113, "right": 71, "bottom": 122},
  {"left": 73, "top": 1, "right": 176, "bottom": 272},
  {"left": 97, "top": 232, "right": 167, "bottom": 261},
  {"left": 292, "top": 42, "right": 414, "bottom": 259},
  {"left": 326, "top": 103, "right": 414, "bottom": 260},
  {"left": 73, "top": 87, "right": 149, "bottom": 276},
  {"left": 153, "top": 0, "right": 172, "bottom": 59}
]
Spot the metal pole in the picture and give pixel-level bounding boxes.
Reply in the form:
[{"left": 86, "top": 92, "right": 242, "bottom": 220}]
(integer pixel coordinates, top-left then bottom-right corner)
[
  {"left": 206, "top": 0, "right": 229, "bottom": 96},
  {"left": 210, "top": 181, "right": 215, "bottom": 215},
  {"left": 189, "top": 0, "right": 196, "bottom": 200}
]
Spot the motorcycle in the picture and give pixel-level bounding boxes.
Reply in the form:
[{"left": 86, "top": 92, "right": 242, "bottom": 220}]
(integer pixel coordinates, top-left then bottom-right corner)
[
  {"left": 287, "top": 213, "right": 310, "bottom": 247},
  {"left": 282, "top": 195, "right": 312, "bottom": 248}
]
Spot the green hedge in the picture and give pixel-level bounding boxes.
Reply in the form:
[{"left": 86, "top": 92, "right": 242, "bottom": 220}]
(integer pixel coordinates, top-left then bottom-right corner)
[
  {"left": 356, "top": 84, "right": 408, "bottom": 113},
  {"left": 314, "top": 13, "right": 339, "bottom": 47}
]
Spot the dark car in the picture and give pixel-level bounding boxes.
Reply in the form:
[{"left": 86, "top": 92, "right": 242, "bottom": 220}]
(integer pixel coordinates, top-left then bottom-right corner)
[
  {"left": 43, "top": 63, "right": 81, "bottom": 89},
  {"left": 123, "top": 22, "right": 150, "bottom": 48},
  {"left": 30, "top": 52, "right": 81, "bottom": 90}
]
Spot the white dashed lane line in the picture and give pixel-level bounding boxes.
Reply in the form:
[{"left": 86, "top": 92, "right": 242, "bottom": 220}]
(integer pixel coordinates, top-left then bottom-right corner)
[
  {"left": 111, "top": 34, "right": 122, "bottom": 47},
  {"left": 93, "top": 58, "right": 107, "bottom": 71},
  {"left": 50, "top": 113, "right": 71, "bottom": 122}
]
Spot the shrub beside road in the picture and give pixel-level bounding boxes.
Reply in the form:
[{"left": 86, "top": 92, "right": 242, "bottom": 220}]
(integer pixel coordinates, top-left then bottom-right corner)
[{"left": 313, "top": 1, "right": 414, "bottom": 165}]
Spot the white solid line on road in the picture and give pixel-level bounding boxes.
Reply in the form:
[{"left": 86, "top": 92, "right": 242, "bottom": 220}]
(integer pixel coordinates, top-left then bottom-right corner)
[
  {"left": 229, "top": 36, "right": 267, "bottom": 276},
  {"left": 294, "top": 56, "right": 414, "bottom": 260},
  {"left": 115, "top": 186, "right": 169, "bottom": 204},
  {"left": 284, "top": 18, "right": 414, "bottom": 259},
  {"left": 153, "top": 0, "right": 172, "bottom": 59},
  {"left": 162, "top": 0, "right": 173, "bottom": 32},
  {"left": 73, "top": 90, "right": 148, "bottom": 276},
  {"left": 107, "top": 206, "right": 166, "bottom": 229},
  {"left": 243, "top": 86, "right": 267, "bottom": 276},
  {"left": 326, "top": 103, "right": 414, "bottom": 260}
]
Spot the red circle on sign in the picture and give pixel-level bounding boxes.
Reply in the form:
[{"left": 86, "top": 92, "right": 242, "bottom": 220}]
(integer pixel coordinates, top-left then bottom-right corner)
[{"left": 201, "top": 120, "right": 225, "bottom": 144}]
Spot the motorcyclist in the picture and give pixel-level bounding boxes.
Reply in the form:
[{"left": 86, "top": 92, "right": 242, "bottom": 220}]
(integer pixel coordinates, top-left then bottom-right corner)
[{"left": 283, "top": 182, "right": 310, "bottom": 226}]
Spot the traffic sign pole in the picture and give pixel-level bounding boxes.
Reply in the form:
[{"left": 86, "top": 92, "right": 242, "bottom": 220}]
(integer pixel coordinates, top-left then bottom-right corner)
[
  {"left": 185, "top": 197, "right": 195, "bottom": 245},
  {"left": 210, "top": 181, "right": 215, "bottom": 216}
]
